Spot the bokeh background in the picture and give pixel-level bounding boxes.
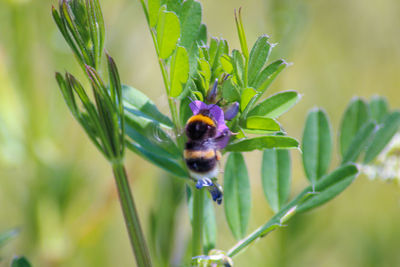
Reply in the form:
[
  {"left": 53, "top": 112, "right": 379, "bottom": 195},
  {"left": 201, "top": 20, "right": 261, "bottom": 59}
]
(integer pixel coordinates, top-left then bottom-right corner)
[{"left": 1, "top": 0, "right": 400, "bottom": 266}]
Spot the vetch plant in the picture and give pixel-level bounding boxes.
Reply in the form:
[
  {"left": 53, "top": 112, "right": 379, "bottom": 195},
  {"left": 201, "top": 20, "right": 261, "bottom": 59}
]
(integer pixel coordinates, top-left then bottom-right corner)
[{"left": 51, "top": 0, "right": 400, "bottom": 266}]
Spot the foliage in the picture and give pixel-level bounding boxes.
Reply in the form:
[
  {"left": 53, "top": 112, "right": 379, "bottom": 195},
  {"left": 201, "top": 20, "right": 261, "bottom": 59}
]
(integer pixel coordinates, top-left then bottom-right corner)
[{"left": 48, "top": 0, "right": 400, "bottom": 266}]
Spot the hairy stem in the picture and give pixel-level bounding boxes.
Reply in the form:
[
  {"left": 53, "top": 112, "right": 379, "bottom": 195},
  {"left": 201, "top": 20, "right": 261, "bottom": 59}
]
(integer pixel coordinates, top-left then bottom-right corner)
[{"left": 112, "top": 163, "right": 153, "bottom": 267}]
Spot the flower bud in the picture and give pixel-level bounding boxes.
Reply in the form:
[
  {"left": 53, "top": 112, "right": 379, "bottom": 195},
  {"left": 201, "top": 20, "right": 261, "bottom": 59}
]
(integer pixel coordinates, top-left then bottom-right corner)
[{"left": 224, "top": 102, "right": 239, "bottom": 120}]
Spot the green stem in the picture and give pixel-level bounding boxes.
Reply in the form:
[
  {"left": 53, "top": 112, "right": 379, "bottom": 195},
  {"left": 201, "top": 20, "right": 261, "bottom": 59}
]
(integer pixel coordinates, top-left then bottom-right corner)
[
  {"left": 192, "top": 188, "right": 205, "bottom": 256},
  {"left": 137, "top": 1, "right": 182, "bottom": 136},
  {"left": 112, "top": 163, "right": 153, "bottom": 267},
  {"left": 227, "top": 192, "right": 302, "bottom": 258}
]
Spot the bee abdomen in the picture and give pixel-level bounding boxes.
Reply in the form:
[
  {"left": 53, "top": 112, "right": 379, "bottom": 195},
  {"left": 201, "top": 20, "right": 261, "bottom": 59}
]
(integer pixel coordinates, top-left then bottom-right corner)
[
  {"left": 184, "top": 149, "right": 218, "bottom": 173},
  {"left": 185, "top": 158, "right": 217, "bottom": 173}
]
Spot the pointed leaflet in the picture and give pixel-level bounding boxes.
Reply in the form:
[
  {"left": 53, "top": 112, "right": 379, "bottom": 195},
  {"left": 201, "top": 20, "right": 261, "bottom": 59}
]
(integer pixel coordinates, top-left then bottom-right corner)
[
  {"left": 224, "top": 153, "right": 251, "bottom": 240},
  {"left": 297, "top": 163, "right": 359, "bottom": 212},
  {"left": 126, "top": 141, "right": 187, "bottom": 178},
  {"left": 122, "top": 85, "right": 173, "bottom": 128},
  {"left": 226, "top": 136, "right": 299, "bottom": 152},
  {"left": 231, "top": 49, "right": 244, "bottom": 87},
  {"left": 156, "top": 8, "right": 180, "bottom": 59},
  {"left": 248, "top": 35, "right": 272, "bottom": 86},
  {"left": 253, "top": 59, "right": 288, "bottom": 93},
  {"left": 262, "top": 149, "right": 291, "bottom": 213},
  {"left": 240, "top": 87, "right": 257, "bottom": 112},
  {"left": 248, "top": 90, "right": 300, "bottom": 118},
  {"left": 342, "top": 120, "right": 377, "bottom": 164},
  {"left": 340, "top": 98, "right": 370, "bottom": 157},
  {"left": 364, "top": 111, "right": 400, "bottom": 164},
  {"left": 302, "top": 108, "right": 332, "bottom": 184},
  {"left": 170, "top": 46, "right": 189, "bottom": 97},
  {"left": 124, "top": 113, "right": 180, "bottom": 159}
]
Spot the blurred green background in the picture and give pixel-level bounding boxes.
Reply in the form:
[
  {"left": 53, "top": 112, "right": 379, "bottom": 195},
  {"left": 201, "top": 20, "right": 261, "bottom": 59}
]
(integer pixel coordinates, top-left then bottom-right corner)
[{"left": 1, "top": 0, "right": 400, "bottom": 266}]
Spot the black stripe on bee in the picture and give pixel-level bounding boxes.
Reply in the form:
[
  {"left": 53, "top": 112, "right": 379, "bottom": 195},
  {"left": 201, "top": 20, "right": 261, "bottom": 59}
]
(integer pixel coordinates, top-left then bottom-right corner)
[{"left": 185, "top": 157, "right": 217, "bottom": 173}]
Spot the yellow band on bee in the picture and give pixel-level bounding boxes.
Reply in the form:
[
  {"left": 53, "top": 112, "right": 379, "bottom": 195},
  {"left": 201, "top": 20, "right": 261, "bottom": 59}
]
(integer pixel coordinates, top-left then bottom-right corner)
[
  {"left": 184, "top": 149, "right": 216, "bottom": 159},
  {"left": 187, "top": 114, "right": 215, "bottom": 127}
]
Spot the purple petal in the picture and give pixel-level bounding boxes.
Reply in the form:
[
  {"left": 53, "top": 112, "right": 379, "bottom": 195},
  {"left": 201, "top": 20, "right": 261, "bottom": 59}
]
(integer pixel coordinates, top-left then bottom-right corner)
[
  {"left": 189, "top": 100, "right": 208, "bottom": 115},
  {"left": 215, "top": 128, "right": 231, "bottom": 149},
  {"left": 224, "top": 102, "right": 239, "bottom": 121},
  {"left": 208, "top": 104, "right": 225, "bottom": 131}
]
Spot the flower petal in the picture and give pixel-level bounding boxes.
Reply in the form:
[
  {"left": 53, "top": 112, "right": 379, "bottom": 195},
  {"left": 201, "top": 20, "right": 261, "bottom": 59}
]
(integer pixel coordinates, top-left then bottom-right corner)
[
  {"left": 189, "top": 100, "right": 208, "bottom": 115},
  {"left": 215, "top": 129, "right": 231, "bottom": 149}
]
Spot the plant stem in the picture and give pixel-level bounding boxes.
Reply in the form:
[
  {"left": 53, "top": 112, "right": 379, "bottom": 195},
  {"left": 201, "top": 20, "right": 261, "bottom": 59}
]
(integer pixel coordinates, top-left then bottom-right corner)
[
  {"left": 192, "top": 188, "right": 205, "bottom": 257},
  {"left": 112, "top": 163, "right": 152, "bottom": 267},
  {"left": 227, "top": 193, "right": 302, "bottom": 258}
]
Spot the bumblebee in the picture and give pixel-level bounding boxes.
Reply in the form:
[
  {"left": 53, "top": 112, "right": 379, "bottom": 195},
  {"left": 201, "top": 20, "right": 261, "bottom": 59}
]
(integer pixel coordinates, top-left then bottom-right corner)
[{"left": 184, "top": 101, "right": 231, "bottom": 180}]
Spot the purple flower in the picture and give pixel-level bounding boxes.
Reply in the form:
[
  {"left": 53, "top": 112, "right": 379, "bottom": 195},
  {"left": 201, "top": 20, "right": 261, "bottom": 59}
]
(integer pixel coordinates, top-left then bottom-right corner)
[{"left": 189, "top": 100, "right": 230, "bottom": 148}]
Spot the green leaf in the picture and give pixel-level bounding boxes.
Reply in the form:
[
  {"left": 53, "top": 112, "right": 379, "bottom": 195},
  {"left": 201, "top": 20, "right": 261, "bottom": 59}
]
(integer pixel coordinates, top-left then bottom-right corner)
[
  {"left": 364, "top": 111, "right": 400, "bottom": 164},
  {"left": 245, "top": 116, "right": 281, "bottom": 131},
  {"left": 122, "top": 85, "right": 173, "bottom": 128},
  {"left": 179, "top": 0, "right": 202, "bottom": 49},
  {"left": 203, "top": 195, "right": 217, "bottom": 253},
  {"left": 148, "top": 0, "right": 161, "bottom": 27},
  {"left": 86, "top": 0, "right": 105, "bottom": 68},
  {"left": 224, "top": 153, "right": 251, "bottom": 240},
  {"left": 209, "top": 38, "right": 229, "bottom": 78},
  {"left": 234, "top": 9, "right": 249, "bottom": 59},
  {"left": 11, "top": 256, "right": 32, "bottom": 267},
  {"left": 248, "top": 90, "right": 300, "bottom": 118},
  {"left": 297, "top": 164, "right": 359, "bottom": 212},
  {"left": 126, "top": 141, "right": 187, "bottom": 178},
  {"left": 262, "top": 149, "right": 291, "bottom": 213},
  {"left": 226, "top": 136, "right": 299, "bottom": 152},
  {"left": 55, "top": 72, "right": 79, "bottom": 117},
  {"left": 232, "top": 49, "right": 244, "bottom": 86},
  {"left": 170, "top": 46, "right": 189, "bottom": 97},
  {"left": 52, "top": 7, "right": 85, "bottom": 65},
  {"left": 369, "top": 96, "right": 389, "bottom": 124},
  {"left": 340, "top": 98, "right": 370, "bottom": 157},
  {"left": 0, "top": 228, "right": 19, "bottom": 247},
  {"left": 197, "top": 24, "right": 207, "bottom": 44},
  {"left": 179, "top": 97, "right": 193, "bottom": 126},
  {"left": 163, "top": 0, "right": 182, "bottom": 14},
  {"left": 342, "top": 120, "right": 377, "bottom": 164},
  {"left": 248, "top": 35, "right": 272, "bottom": 86},
  {"left": 220, "top": 54, "right": 233, "bottom": 74},
  {"left": 302, "top": 108, "right": 332, "bottom": 185},
  {"left": 222, "top": 78, "right": 240, "bottom": 102},
  {"left": 253, "top": 59, "right": 288, "bottom": 93},
  {"left": 125, "top": 112, "right": 180, "bottom": 159},
  {"left": 240, "top": 87, "right": 256, "bottom": 112},
  {"left": 156, "top": 9, "right": 180, "bottom": 59},
  {"left": 197, "top": 58, "right": 211, "bottom": 93}
]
